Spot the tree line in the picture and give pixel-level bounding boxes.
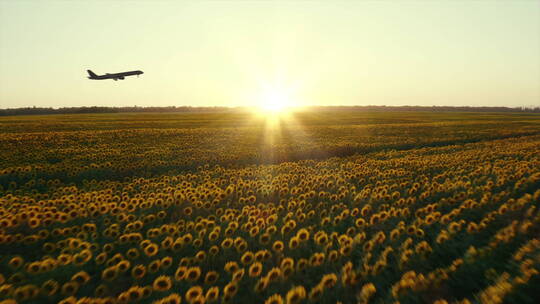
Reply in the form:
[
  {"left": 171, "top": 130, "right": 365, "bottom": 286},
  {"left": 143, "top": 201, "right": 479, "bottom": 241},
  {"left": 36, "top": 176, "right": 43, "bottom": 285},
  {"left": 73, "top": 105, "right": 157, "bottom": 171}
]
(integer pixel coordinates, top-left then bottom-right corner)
[{"left": 0, "top": 105, "right": 538, "bottom": 116}]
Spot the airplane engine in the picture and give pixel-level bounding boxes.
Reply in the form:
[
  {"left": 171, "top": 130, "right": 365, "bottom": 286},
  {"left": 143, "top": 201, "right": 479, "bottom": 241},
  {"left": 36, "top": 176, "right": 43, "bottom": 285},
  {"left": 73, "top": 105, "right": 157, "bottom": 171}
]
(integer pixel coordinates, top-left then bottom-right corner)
[{"left": 118, "top": 76, "right": 125, "bottom": 80}]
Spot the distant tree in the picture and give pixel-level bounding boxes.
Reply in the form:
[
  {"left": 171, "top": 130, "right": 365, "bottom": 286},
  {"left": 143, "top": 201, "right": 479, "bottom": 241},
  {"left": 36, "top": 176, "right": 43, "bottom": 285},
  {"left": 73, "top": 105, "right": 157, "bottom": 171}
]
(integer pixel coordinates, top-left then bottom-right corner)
[{"left": 0, "top": 105, "right": 538, "bottom": 116}]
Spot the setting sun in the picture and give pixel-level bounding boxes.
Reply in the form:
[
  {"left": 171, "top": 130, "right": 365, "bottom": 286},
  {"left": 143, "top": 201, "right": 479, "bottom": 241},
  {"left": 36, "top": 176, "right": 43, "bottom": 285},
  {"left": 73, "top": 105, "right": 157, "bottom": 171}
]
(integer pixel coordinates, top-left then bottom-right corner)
[
  {"left": 261, "top": 100, "right": 286, "bottom": 113},
  {"left": 257, "top": 87, "right": 295, "bottom": 114}
]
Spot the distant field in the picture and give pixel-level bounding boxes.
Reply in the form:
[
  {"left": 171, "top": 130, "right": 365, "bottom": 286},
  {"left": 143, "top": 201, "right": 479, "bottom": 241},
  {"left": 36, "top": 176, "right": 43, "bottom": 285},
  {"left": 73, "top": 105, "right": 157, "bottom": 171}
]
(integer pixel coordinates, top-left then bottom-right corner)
[
  {"left": 1, "top": 111, "right": 539, "bottom": 187},
  {"left": 0, "top": 111, "right": 539, "bottom": 303}
]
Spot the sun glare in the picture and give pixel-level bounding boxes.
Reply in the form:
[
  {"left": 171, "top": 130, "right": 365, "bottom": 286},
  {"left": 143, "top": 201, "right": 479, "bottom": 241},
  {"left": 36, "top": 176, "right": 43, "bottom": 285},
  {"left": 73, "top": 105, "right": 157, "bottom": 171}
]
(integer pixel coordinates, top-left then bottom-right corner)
[
  {"left": 257, "top": 88, "right": 292, "bottom": 114},
  {"left": 262, "top": 101, "right": 286, "bottom": 113}
]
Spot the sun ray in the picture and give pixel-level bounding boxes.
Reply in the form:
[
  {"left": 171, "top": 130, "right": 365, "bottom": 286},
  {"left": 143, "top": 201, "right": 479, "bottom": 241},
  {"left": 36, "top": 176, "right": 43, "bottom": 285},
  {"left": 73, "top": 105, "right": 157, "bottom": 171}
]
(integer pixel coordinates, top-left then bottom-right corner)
[{"left": 255, "top": 83, "right": 297, "bottom": 115}]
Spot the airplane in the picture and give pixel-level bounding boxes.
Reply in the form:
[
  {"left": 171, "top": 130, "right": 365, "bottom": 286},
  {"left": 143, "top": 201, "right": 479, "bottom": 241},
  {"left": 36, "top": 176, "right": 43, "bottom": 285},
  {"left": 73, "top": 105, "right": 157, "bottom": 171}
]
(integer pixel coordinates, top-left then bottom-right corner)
[{"left": 87, "top": 69, "right": 143, "bottom": 81}]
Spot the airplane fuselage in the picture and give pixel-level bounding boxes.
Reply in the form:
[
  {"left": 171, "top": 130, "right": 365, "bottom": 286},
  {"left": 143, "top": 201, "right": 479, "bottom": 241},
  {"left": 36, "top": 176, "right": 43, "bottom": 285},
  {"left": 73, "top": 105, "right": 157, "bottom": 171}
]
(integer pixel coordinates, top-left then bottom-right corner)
[{"left": 87, "top": 70, "right": 143, "bottom": 81}]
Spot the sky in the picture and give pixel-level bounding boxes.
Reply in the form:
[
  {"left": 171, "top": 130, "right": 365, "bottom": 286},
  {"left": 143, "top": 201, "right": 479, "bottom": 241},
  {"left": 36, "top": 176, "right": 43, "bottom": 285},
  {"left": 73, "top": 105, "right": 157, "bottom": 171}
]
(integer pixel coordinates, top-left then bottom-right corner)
[{"left": 0, "top": 0, "right": 539, "bottom": 109}]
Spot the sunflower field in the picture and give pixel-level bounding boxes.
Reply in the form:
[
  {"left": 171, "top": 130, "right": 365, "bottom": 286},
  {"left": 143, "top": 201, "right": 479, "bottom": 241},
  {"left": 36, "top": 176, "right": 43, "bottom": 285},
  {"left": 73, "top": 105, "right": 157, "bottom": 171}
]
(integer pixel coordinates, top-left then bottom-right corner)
[{"left": 0, "top": 111, "right": 539, "bottom": 304}]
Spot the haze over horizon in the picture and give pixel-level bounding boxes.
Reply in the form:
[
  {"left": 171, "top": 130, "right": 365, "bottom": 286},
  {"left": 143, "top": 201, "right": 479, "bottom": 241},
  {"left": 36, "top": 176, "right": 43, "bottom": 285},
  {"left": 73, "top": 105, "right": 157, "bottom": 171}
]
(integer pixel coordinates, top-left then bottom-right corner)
[{"left": 1, "top": 1, "right": 539, "bottom": 109}]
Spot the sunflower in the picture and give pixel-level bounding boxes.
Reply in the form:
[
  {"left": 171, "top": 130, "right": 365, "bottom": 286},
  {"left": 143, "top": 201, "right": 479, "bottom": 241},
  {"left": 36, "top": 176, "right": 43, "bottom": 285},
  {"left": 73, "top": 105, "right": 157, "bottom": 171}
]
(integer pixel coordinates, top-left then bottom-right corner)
[
  {"left": 266, "top": 268, "right": 281, "bottom": 282},
  {"left": 132, "top": 265, "right": 146, "bottom": 280},
  {"left": 254, "top": 250, "right": 268, "bottom": 262},
  {"left": 321, "top": 273, "right": 338, "bottom": 289},
  {"left": 249, "top": 262, "right": 263, "bottom": 277},
  {"left": 224, "top": 262, "right": 239, "bottom": 274},
  {"left": 153, "top": 276, "right": 172, "bottom": 292},
  {"left": 340, "top": 245, "right": 352, "bottom": 256},
  {"left": 254, "top": 277, "right": 269, "bottom": 293},
  {"left": 58, "top": 296, "right": 77, "bottom": 304},
  {"left": 179, "top": 257, "right": 191, "bottom": 267},
  {"left": 193, "top": 238, "right": 203, "bottom": 248},
  {"left": 208, "top": 231, "right": 219, "bottom": 242},
  {"left": 259, "top": 233, "right": 271, "bottom": 245},
  {"left": 288, "top": 237, "right": 300, "bottom": 249},
  {"left": 13, "top": 286, "right": 32, "bottom": 302},
  {"left": 232, "top": 269, "right": 245, "bottom": 282},
  {"left": 60, "top": 281, "right": 79, "bottom": 296},
  {"left": 272, "top": 241, "right": 284, "bottom": 252},
  {"left": 195, "top": 251, "right": 207, "bottom": 262},
  {"left": 281, "top": 258, "right": 294, "bottom": 269},
  {"left": 8, "top": 256, "right": 24, "bottom": 269},
  {"left": 467, "top": 222, "right": 479, "bottom": 234},
  {"left": 161, "top": 236, "right": 173, "bottom": 249},
  {"left": 172, "top": 238, "right": 184, "bottom": 251},
  {"left": 126, "top": 286, "right": 144, "bottom": 302},
  {"left": 204, "top": 271, "right": 219, "bottom": 285},
  {"left": 363, "top": 241, "right": 374, "bottom": 252},
  {"left": 92, "top": 252, "right": 106, "bottom": 267},
  {"left": 223, "top": 282, "right": 238, "bottom": 298},
  {"left": 103, "top": 243, "right": 114, "bottom": 252},
  {"left": 281, "top": 265, "right": 294, "bottom": 279},
  {"left": 71, "top": 271, "right": 91, "bottom": 285},
  {"left": 265, "top": 294, "right": 284, "bottom": 304},
  {"left": 296, "top": 228, "right": 310, "bottom": 242},
  {"left": 144, "top": 243, "right": 159, "bottom": 257},
  {"left": 285, "top": 286, "right": 306, "bottom": 304},
  {"left": 147, "top": 259, "right": 161, "bottom": 273},
  {"left": 498, "top": 205, "right": 508, "bottom": 215},
  {"left": 186, "top": 267, "right": 202, "bottom": 282},
  {"left": 41, "top": 279, "right": 59, "bottom": 296},
  {"left": 126, "top": 248, "right": 140, "bottom": 260},
  {"left": 436, "top": 232, "right": 449, "bottom": 244},
  {"left": 267, "top": 225, "right": 277, "bottom": 234},
  {"left": 281, "top": 225, "right": 292, "bottom": 235},
  {"left": 221, "top": 238, "right": 233, "bottom": 249},
  {"left": 224, "top": 227, "right": 234, "bottom": 237},
  {"left": 309, "top": 253, "right": 320, "bottom": 267},
  {"left": 205, "top": 286, "right": 219, "bottom": 303},
  {"left": 186, "top": 286, "right": 203, "bottom": 302},
  {"left": 359, "top": 283, "right": 376, "bottom": 302},
  {"left": 41, "top": 259, "right": 56, "bottom": 272},
  {"left": 296, "top": 258, "right": 308, "bottom": 271},
  {"left": 235, "top": 241, "right": 247, "bottom": 252},
  {"left": 107, "top": 253, "right": 123, "bottom": 267},
  {"left": 249, "top": 226, "right": 260, "bottom": 237},
  {"left": 101, "top": 267, "right": 119, "bottom": 281},
  {"left": 209, "top": 245, "right": 219, "bottom": 256},
  {"left": 315, "top": 233, "right": 328, "bottom": 246},
  {"left": 94, "top": 284, "right": 108, "bottom": 297},
  {"left": 154, "top": 293, "right": 182, "bottom": 304},
  {"left": 161, "top": 256, "right": 173, "bottom": 269},
  {"left": 25, "top": 261, "right": 40, "bottom": 274},
  {"left": 174, "top": 266, "right": 187, "bottom": 281},
  {"left": 117, "top": 260, "right": 131, "bottom": 273},
  {"left": 42, "top": 242, "right": 56, "bottom": 253},
  {"left": 141, "top": 286, "right": 153, "bottom": 299},
  {"left": 309, "top": 284, "right": 324, "bottom": 300},
  {"left": 346, "top": 227, "right": 357, "bottom": 237},
  {"left": 118, "top": 291, "right": 130, "bottom": 303},
  {"left": 448, "top": 222, "right": 461, "bottom": 233},
  {"left": 191, "top": 295, "right": 206, "bottom": 304},
  {"left": 240, "top": 251, "right": 254, "bottom": 265}
]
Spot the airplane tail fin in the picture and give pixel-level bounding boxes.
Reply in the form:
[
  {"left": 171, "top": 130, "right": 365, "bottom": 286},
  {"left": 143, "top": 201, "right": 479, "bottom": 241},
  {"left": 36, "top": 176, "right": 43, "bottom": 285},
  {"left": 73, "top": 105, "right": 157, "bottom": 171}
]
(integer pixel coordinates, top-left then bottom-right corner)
[{"left": 87, "top": 70, "right": 98, "bottom": 78}]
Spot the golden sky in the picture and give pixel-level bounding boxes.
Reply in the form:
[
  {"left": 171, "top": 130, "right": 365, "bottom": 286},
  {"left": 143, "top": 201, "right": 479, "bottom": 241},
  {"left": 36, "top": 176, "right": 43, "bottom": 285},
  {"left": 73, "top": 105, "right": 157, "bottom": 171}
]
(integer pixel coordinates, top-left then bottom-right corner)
[{"left": 0, "top": 1, "right": 539, "bottom": 108}]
